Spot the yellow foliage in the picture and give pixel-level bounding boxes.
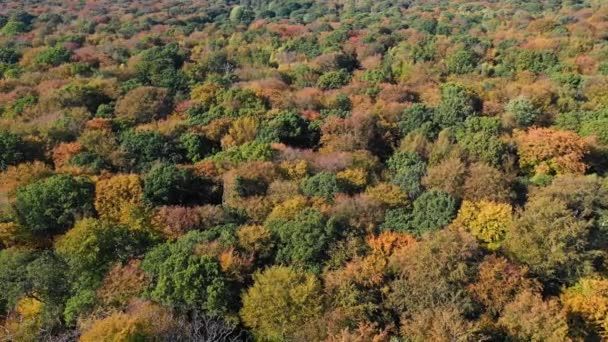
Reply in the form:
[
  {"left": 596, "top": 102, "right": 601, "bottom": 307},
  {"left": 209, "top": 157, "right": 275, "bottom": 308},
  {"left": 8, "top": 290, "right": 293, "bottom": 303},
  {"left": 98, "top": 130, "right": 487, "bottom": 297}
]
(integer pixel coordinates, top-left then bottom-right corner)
[
  {"left": 79, "top": 301, "right": 174, "bottom": 342},
  {"left": 95, "top": 174, "right": 143, "bottom": 223},
  {"left": 336, "top": 168, "right": 368, "bottom": 189},
  {"left": 562, "top": 277, "right": 608, "bottom": 334},
  {"left": 279, "top": 159, "right": 309, "bottom": 180},
  {"left": 221, "top": 116, "right": 259, "bottom": 148},
  {"left": 0, "top": 221, "right": 19, "bottom": 247},
  {"left": 1, "top": 298, "right": 43, "bottom": 342},
  {"left": 365, "top": 183, "right": 407, "bottom": 207},
  {"left": 237, "top": 225, "right": 273, "bottom": 256},
  {"left": 266, "top": 195, "right": 309, "bottom": 222},
  {"left": 190, "top": 82, "right": 220, "bottom": 103},
  {"left": 453, "top": 200, "right": 512, "bottom": 250}
]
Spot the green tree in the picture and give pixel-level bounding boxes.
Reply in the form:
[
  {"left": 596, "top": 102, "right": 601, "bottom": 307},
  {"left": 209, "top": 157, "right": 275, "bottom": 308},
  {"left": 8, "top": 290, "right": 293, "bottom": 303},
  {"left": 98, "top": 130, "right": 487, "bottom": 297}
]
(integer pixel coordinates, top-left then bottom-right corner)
[
  {"left": 387, "top": 151, "right": 427, "bottom": 198},
  {"left": 0, "top": 131, "right": 25, "bottom": 170},
  {"left": 258, "top": 110, "right": 319, "bottom": 148},
  {"left": 398, "top": 104, "right": 438, "bottom": 138},
  {"left": 300, "top": 172, "right": 340, "bottom": 199},
  {"left": 143, "top": 163, "right": 214, "bottom": 206},
  {"left": 406, "top": 190, "right": 458, "bottom": 236},
  {"left": 55, "top": 218, "right": 148, "bottom": 323},
  {"left": 141, "top": 231, "right": 229, "bottom": 313},
  {"left": 15, "top": 175, "right": 95, "bottom": 235},
  {"left": 34, "top": 46, "right": 71, "bottom": 67},
  {"left": 455, "top": 116, "right": 507, "bottom": 166},
  {"left": 436, "top": 83, "right": 480, "bottom": 128},
  {"left": 267, "top": 208, "right": 335, "bottom": 267},
  {"left": 120, "top": 130, "right": 182, "bottom": 172},
  {"left": 317, "top": 69, "right": 351, "bottom": 90},
  {"left": 445, "top": 49, "right": 478, "bottom": 74},
  {"left": 505, "top": 97, "right": 540, "bottom": 127}
]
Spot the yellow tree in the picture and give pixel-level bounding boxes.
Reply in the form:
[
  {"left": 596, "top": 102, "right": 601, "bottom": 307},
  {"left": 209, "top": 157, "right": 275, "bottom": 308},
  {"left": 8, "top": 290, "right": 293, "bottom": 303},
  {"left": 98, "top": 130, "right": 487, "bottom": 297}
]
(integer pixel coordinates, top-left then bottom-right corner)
[
  {"left": 240, "top": 266, "right": 323, "bottom": 341},
  {"left": 94, "top": 174, "right": 144, "bottom": 224},
  {"left": 453, "top": 200, "right": 512, "bottom": 250},
  {"left": 562, "top": 276, "right": 608, "bottom": 336}
]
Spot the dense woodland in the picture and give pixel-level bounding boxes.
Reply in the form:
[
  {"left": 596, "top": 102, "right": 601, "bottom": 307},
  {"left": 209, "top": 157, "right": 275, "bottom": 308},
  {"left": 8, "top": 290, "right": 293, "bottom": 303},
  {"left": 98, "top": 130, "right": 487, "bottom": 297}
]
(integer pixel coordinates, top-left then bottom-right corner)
[{"left": 2, "top": 0, "right": 608, "bottom": 340}]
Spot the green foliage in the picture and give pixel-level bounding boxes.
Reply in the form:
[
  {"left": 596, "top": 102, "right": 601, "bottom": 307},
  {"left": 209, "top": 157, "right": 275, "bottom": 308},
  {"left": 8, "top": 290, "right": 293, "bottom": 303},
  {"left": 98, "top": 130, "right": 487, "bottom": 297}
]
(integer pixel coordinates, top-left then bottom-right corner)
[
  {"left": 300, "top": 172, "right": 340, "bottom": 199},
  {"left": 209, "top": 142, "right": 274, "bottom": 167},
  {"left": 179, "top": 133, "right": 217, "bottom": 163},
  {"left": 136, "top": 43, "right": 188, "bottom": 92},
  {"left": 407, "top": 190, "right": 458, "bottom": 236},
  {"left": 445, "top": 49, "right": 478, "bottom": 74},
  {"left": 0, "top": 131, "right": 25, "bottom": 170},
  {"left": 455, "top": 116, "right": 507, "bottom": 166},
  {"left": 317, "top": 69, "right": 351, "bottom": 90},
  {"left": 143, "top": 163, "right": 215, "bottom": 206},
  {"left": 230, "top": 5, "right": 255, "bottom": 25},
  {"left": 34, "top": 46, "right": 71, "bottom": 67},
  {"left": 388, "top": 151, "right": 427, "bottom": 198},
  {"left": 436, "top": 83, "right": 480, "bottom": 128},
  {"left": 120, "top": 130, "right": 182, "bottom": 172},
  {"left": 0, "top": 249, "right": 68, "bottom": 317},
  {"left": 15, "top": 175, "right": 95, "bottom": 235},
  {"left": 0, "top": 46, "right": 20, "bottom": 64},
  {"left": 267, "top": 208, "right": 335, "bottom": 267},
  {"left": 398, "top": 104, "right": 438, "bottom": 138},
  {"left": 258, "top": 110, "right": 319, "bottom": 148},
  {"left": 142, "top": 231, "right": 229, "bottom": 313},
  {"left": 506, "top": 97, "right": 541, "bottom": 127}
]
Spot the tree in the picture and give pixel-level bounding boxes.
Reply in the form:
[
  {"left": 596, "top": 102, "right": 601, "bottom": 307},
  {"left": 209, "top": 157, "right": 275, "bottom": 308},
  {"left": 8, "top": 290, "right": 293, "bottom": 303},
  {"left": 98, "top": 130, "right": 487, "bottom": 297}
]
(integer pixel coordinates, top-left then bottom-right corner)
[
  {"left": 445, "top": 49, "right": 477, "bottom": 75},
  {"left": 422, "top": 157, "right": 466, "bottom": 197},
  {"left": 388, "top": 229, "right": 480, "bottom": 317},
  {"left": 55, "top": 218, "right": 147, "bottom": 276},
  {"left": 435, "top": 83, "right": 480, "bottom": 128},
  {"left": 455, "top": 116, "right": 507, "bottom": 166},
  {"left": 229, "top": 5, "right": 254, "bottom": 25},
  {"left": 560, "top": 276, "right": 608, "bottom": 338},
  {"left": 258, "top": 110, "right": 319, "bottom": 148},
  {"left": 398, "top": 104, "right": 438, "bottom": 139},
  {"left": 135, "top": 43, "right": 187, "bottom": 91},
  {"left": 180, "top": 132, "right": 216, "bottom": 163},
  {"left": 141, "top": 231, "right": 229, "bottom": 313},
  {"left": 80, "top": 301, "right": 175, "bottom": 342},
  {"left": 0, "top": 131, "right": 25, "bottom": 171},
  {"left": 513, "top": 127, "right": 588, "bottom": 176},
  {"left": 240, "top": 266, "right": 323, "bottom": 341},
  {"left": 503, "top": 196, "right": 595, "bottom": 287},
  {"left": 115, "top": 86, "right": 171, "bottom": 124},
  {"left": 453, "top": 200, "right": 512, "bottom": 250},
  {"left": 34, "top": 46, "right": 71, "bottom": 67},
  {"left": 267, "top": 208, "right": 335, "bottom": 267},
  {"left": 94, "top": 174, "right": 143, "bottom": 223},
  {"left": 498, "top": 291, "right": 569, "bottom": 342},
  {"left": 317, "top": 69, "right": 351, "bottom": 90},
  {"left": 505, "top": 97, "right": 540, "bottom": 127},
  {"left": 120, "top": 130, "right": 182, "bottom": 172},
  {"left": 0, "top": 249, "right": 71, "bottom": 332},
  {"left": 143, "top": 163, "right": 215, "bottom": 206},
  {"left": 387, "top": 151, "right": 426, "bottom": 199},
  {"left": 15, "top": 174, "right": 95, "bottom": 235},
  {"left": 469, "top": 255, "right": 539, "bottom": 316},
  {"left": 300, "top": 172, "right": 340, "bottom": 200},
  {"left": 406, "top": 190, "right": 458, "bottom": 236},
  {"left": 462, "top": 163, "right": 511, "bottom": 202}
]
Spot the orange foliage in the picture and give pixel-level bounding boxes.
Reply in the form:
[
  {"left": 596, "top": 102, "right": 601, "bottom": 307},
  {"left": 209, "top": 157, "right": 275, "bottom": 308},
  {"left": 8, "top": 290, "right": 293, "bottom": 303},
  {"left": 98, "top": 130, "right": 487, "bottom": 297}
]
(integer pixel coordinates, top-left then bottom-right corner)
[{"left": 513, "top": 127, "right": 588, "bottom": 175}]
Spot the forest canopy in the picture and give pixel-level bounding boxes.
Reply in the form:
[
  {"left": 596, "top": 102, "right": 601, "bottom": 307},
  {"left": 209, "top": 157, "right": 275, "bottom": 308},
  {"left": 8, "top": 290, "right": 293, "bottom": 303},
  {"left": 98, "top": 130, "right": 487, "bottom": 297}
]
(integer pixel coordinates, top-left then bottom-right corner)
[{"left": 2, "top": 0, "right": 608, "bottom": 340}]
